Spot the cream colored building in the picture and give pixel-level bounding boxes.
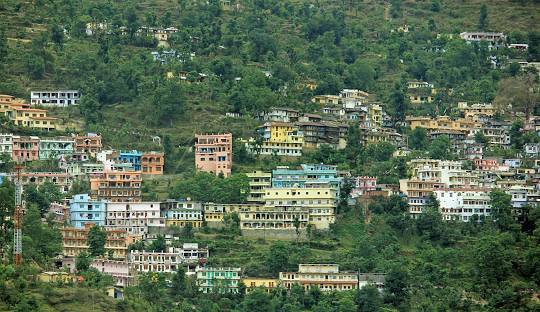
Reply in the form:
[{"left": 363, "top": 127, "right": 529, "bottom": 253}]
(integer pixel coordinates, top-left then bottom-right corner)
[
  {"left": 279, "top": 264, "right": 358, "bottom": 292},
  {"left": 246, "top": 171, "right": 272, "bottom": 203}
]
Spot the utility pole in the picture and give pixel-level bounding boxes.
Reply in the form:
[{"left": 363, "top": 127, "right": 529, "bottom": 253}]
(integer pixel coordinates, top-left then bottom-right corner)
[{"left": 13, "top": 164, "right": 23, "bottom": 266}]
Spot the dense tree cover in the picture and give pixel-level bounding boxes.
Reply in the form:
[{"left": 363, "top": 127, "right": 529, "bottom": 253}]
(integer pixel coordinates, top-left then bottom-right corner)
[{"left": 170, "top": 172, "right": 249, "bottom": 203}]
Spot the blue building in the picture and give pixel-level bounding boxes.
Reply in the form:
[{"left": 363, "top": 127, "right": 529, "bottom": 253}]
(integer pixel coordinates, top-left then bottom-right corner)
[
  {"left": 271, "top": 164, "right": 342, "bottom": 191},
  {"left": 69, "top": 194, "right": 106, "bottom": 228},
  {"left": 118, "top": 150, "right": 143, "bottom": 171}
]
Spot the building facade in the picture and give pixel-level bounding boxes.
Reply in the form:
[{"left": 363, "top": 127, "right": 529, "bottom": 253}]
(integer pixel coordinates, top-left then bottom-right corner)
[
  {"left": 39, "top": 137, "right": 74, "bottom": 160},
  {"left": 106, "top": 201, "right": 165, "bottom": 236},
  {"left": 69, "top": 193, "right": 107, "bottom": 228},
  {"left": 195, "top": 133, "right": 233, "bottom": 177},
  {"left": 12, "top": 136, "right": 40, "bottom": 162},
  {"left": 279, "top": 264, "right": 359, "bottom": 292},
  {"left": 61, "top": 224, "right": 128, "bottom": 259},
  {"left": 90, "top": 171, "right": 142, "bottom": 202},
  {"left": 196, "top": 266, "right": 241, "bottom": 294},
  {"left": 74, "top": 133, "right": 102, "bottom": 157},
  {"left": 246, "top": 171, "right": 272, "bottom": 203},
  {"left": 30, "top": 90, "right": 80, "bottom": 107},
  {"left": 141, "top": 152, "right": 164, "bottom": 175}
]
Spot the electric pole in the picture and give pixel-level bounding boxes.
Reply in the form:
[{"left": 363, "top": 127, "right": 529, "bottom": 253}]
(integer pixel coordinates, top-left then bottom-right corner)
[{"left": 13, "top": 164, "right": 23, "bottom": 266}]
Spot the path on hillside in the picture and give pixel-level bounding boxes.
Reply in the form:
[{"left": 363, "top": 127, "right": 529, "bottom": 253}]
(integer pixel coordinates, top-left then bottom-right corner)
[{"left": 384, "top": 3, "right": 390, "bottom": 21}]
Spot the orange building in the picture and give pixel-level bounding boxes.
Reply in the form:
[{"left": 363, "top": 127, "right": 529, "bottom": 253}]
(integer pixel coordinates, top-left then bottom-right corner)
[
  {"left": 74, "top": 133, "right": 102, "bottom": 156},
  {"left": 195, "top": 133, "right": 232, "bottom": 177},
  {"left": 90, "top": 171, "right": 142, "bottom": 202},
  {"left": 61, "top": 223, "right": 128, "bottom": 259},
  {"left": 141, "top": 152, "right": 164, "bottom": 175}
]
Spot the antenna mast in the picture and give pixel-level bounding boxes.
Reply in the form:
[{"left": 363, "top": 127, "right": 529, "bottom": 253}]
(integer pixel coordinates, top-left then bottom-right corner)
[{"left": 13, "top": 164, "right": 23, "bottom": 266}]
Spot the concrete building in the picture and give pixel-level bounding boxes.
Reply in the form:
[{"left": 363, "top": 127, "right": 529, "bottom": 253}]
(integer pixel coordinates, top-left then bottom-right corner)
[
  {"left": 243, "top": 278, "right": 280, "bottom": 293},
  {"left": 196, "top": 266, "right": 241, "bottom": 294},
  {"left": 74, "top": 133, "right": 102, "bottom": 157},
  {"left": 263, "top": 187, "right": 337, "bottom": 230},
  {"left": 358, "top": 273, "right": 386, "bottom": 291},
  {"left": 39, "top": 137, "right": 74, "bottom": 160},
  {"left": 458, "top": 102, "right": 495, "bottom": 120},
  {"left": 61, "top": 223, "right": 128, "bottom": 259},
  {"left": 90, "top": 171, "right": 142, "bottom": 202},
  {"left": 351, "top": 176, "right": 377, "bottom": 198},
  {"left": 118, "top": 150, "right": 142, "bottom": 171},
  {"left": 258, "top": 107, "right": 300, "bottom": 123},
  {"left": 359, "top": 126, "right": 405, "bottom": 147},
  {"left": 30, "top": 90, "right": 80, "bottom": 107},
  {"left": 296, "top": 120, "right": 348, "bottom": 150},
  {"left": 246, "top": 171, "right": 272, "bottom": 203},
  {"left": 0, "top": 134, "right": 13, "bottom": 155},
  {"left": 272, "top": 164, "right": 342, "bottom": 191},
  {"left": 130, "top": 244, "right": 209, "bottom": 274},
  {"left": 280, "top": 264, "right": 358, "bottom": 292},
  {"left": 460, "top": 32, "right": 506, "bottom": 44},
  {"left": 162, "top": 199, "right": 204, "bottom": 228},
  {"left": 106, "top": 201, "right": 165, "bottom": 236},
  {"left": 69, "top": 194, "right": 107, "bottom": 228},
  {"left": 434, "top": 188, "right": 492, "bottom": 222},
  {"left": 141, "top": 152, "right": 164, "bottom": 175},
  {"left": 195, "top": 133, "right": 232, "bottom": 177},
  {"left": 0, "top": 100, "right": 59, "bottom": 131},
  {"left": 249, "top": 122, "right": 304, "bottom": 157},
  {"left": 19, "top": 171, "right": 73, "bottom": 193},
  {"left": 407, "top": 116, "right": 480, "bottom": 134},
  {"left": 12, "top": 136, "right": 39, "bottom": 162},
  {"left": 203, "top": 203, "right": 264, "bottom": 226},
  {"left": 49, "top": 202, "right": 70, "bottom": 224},
  {"left": 91, "top": 259, "right": 135, "bottom": 287}
]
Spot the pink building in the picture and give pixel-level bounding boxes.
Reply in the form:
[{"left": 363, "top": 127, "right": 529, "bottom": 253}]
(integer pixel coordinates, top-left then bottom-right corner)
[
  {"left": 474, "top": 159, "right": 498, "bottom": 171},
  {"left": 48, "top": 202, "right": 70, "bottom": 224},
  {"left": 195, "top": 133, "right": 232, "bottom": 177},
  {"left": 12, "top": 136, "right": 40, "bottom": 162},
  {"left": 351, "top": 176, "right": 377, "bottom": 198},
  {"left": 63, "top": 258, "right": 135, "bottom": 287}
]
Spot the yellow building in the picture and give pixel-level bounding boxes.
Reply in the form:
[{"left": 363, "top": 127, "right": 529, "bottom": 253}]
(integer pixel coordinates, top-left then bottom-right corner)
[
  {"left": 407, "top": 116, "right": 480, "bottom": 133},
  {"left": 203, "top": 203, "right": 264, "bottom": 225},
  {"left": 246, "top": 171, "right": 272, "bottom": 203},
  {"left": 458, "top": 102, "right": 495, "bottom": 120},
  {"left": 39, "top": 272, "right": 74, "bottom": 283},
  {"left": 0, "top": 95, "right": 58, "bottom": 130},
  {"left": 368, "top": 104, "right": 383, "bottom": 128},
  {"left": 242, "top": 278, "right": 280, "bottom": 293},
  {"left": 263, "top": 187, "right": 337, "bottom": 230},
  {"left": 407, "top": 81, "right": 436, "bottom": 105},
  {"left": 311, "top": 95, "right": 342, "bottom": 106},
  {"left": 280, "top": 264, "right": 359, "bottom": 292},
  {"left": 251, "top": 122, "right": 304, "bottom": 157},
  {"left": 61, "top": 224, "right": 128, "bottom": 260}
]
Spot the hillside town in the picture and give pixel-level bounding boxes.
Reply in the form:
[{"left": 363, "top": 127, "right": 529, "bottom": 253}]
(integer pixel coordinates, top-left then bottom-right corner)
[{"left": 1, "top": 0, "right": 540, "bottom": 310}]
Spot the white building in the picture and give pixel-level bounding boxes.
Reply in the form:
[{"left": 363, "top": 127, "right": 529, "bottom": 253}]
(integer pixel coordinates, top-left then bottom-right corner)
[
  {"left": 130, "top": 244, "right": 209, "bottom": 274},
  {"left": 30, "top": 90, "right": 80, "bottom": 107},
  {"left": 459, "top": 32, "right": 506, "bottom": 43},
  {"left": 434, "top": 188, "right": 492, "bottom": 222},
  {"left": 0, "top": 134, "right": 13, "bottom": 155},
  {"left": 105, "top": 201, "right": 165, "bottom": 236}
]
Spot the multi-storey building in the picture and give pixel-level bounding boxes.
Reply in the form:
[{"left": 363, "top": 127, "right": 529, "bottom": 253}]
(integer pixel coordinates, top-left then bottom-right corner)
[
  {"left": 359, "top": 126, "right": 404, "bottom": 147},
  {"left": 434, "top": 188, "right": 492, "bottom": 222},
  {"left": 479, "top": 121, "right": 511, "bottom": 147},
  {"left": 49, "top": 202, "right": 70, "bottom": 224},
  {"left": 295, "top": 121, "right": 348, "bottom": 150},
  {"left": 196, "top": 266, "right": 241, "bottom": 294},
  {"left": 407, "top": 81, "right": 436, "bottom": 104},
  {"left": 246, "top": 171, "right": 272, "bottom": 203},
  {"left": 358, "top": 273, "right": 386, "bottom": 291},
  {"left": 279, "top": 264, "right": 359, "bottom": 292},
  {"left": 30, "top": 90, "right": 80, "bottom": 107},
  {"left": 141, "top": 152, "right": 164, "bottom": 175},
  {"left": 239, "top": 205, "right": 310, "bottom": 232},
  {"left": 195, "top": 133, "right": 232, "bottom": 177},
  {"left": 271, "top": 164, "right": 342, "bottom": 191},
  {"left": 351, "top": 176, "right": 377, "bottom": 198},
  {"left": 407, "top": 116, "right": 480, "bottom": 134},
  {"left": 39, "top": 137, "right": 74, "bottom": 160},
  {"left": 458, "top": 102, "right": 495, "bottom": 120},
  {"left": 69, "top": 194, "right": 107, "bottom": 227},
  {"left": 0, "top": 98, "right": 59, "bottom": 131},
  {"left": 130, "top": 244, "right": 209, "bottom": 273},
  {"left": 202, "top": 203, "right": 264, "bottom": 226},
  {"left": 401, "top": 159, "right": 479, "bottom": 218},
  {"left": 263, "top": 187, "right": 337, "bottom": 230},
  {"left": 61, "top": 223, "right": 128, "bottom": 259},
  {"left": 0, "top": 134, "right": 13, "bottom": 155},
  {"left": 12, "top": 136, "right": 39, "bottom": 162},
  {"left": 90, "top": 171, "right": 142, "bottom": 202},
  {"left": 250, "top": 122, "right": 304, "bottom": 157},
  {"left": 258, "top": 107, "right": 300, "bottom": 123},
  {"left": 162, "top": 199, "right": 204, "bottom": 228},
  {"left": 118, "top": 150, "right": 142, "bottom": 171},
  {"left": 19, "top": 171, "right": 73, "bottom": 193},
  {"left": 74, "top": 133, "right": 102, "bottom": 157},
  {"left": 106, "top": 201, "right": 165, "bottom": 236}
]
